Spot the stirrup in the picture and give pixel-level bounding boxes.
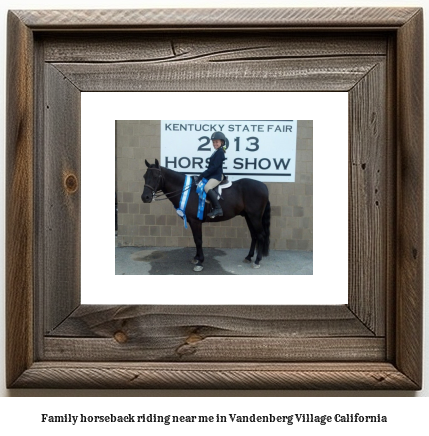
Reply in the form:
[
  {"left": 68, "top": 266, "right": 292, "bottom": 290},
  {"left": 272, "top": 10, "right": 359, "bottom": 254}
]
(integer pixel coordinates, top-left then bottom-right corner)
[{"left": 208, "top": 208, "right": 223, "bottom": 218}]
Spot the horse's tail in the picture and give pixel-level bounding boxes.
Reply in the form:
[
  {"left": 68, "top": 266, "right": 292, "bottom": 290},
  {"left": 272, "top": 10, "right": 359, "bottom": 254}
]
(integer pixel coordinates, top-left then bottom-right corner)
[{"left": 262, "top": 200, "right": 271, "bottom": 256}]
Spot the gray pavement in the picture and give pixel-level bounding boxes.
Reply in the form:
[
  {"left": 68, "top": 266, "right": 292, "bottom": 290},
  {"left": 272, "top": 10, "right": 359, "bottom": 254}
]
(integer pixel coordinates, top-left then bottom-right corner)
[{"left": 115, "top": 246, "right": 312, "bottom": 275}]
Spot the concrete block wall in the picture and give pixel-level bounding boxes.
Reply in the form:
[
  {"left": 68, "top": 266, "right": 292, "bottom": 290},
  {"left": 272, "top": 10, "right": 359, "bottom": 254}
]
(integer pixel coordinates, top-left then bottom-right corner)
[{"left": 116, "top": 120, "right": 312, "bottom": 251}]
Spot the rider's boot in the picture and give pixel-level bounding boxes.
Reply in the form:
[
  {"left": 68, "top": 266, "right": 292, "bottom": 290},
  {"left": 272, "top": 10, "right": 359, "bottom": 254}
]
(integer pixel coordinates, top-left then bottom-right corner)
[{"left": 206, "top": 189, "right": 223, "bottom": 218}]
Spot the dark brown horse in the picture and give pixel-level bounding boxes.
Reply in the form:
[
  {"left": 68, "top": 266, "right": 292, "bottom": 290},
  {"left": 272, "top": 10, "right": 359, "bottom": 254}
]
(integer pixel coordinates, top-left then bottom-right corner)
[{"left": 142, "top": 159, "right": 270, "bottom": 272}]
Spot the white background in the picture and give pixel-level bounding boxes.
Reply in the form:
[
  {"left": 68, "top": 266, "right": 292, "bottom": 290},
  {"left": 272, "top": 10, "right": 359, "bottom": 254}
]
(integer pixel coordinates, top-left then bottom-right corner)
[
  {"left": 81, "top": 92, "right": 347, "bottom": 305},
  {"left": 0, "top": 0, "right": 427, "bottom": 423}
]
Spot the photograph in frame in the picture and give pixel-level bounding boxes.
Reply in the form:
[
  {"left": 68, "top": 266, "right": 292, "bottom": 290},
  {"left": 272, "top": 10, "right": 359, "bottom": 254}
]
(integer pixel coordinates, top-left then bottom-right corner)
[{"left": 6, "top": 8, "right": 423, "bottom": 390}]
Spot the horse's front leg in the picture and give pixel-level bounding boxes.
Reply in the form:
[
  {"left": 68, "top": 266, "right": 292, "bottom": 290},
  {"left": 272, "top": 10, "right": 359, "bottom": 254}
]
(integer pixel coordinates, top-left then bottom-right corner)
[{"left": 188, "top": 219, "right": 204, "bottom": 272}]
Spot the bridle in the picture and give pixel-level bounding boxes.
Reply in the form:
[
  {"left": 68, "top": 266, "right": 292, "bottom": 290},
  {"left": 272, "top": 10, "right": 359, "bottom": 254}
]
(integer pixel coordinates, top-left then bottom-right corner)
[
  {"left": 144, "top": 167, "right": 194, "bottom": 201},
  {"left": 144, "top": 167, "right": 163, "bottom": 198}
]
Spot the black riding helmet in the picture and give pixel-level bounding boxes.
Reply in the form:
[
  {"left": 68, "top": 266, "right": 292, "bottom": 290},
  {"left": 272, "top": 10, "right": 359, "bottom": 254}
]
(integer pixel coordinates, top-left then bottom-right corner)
[{"left": 211, "top": 131, "right": 227, "bottom": 145}]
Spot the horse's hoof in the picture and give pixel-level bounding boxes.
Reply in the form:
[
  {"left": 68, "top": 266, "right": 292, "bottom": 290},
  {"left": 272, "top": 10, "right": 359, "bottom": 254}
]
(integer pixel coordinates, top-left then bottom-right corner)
[
  {"left": 244, "top": 258, "right": 251, "bottom": 263},
  {"left": 193, "top": 265, "right": 204, "bottom": 272},
  {"left": 252, "top": 263, "right": 261, "bottom": 269}
]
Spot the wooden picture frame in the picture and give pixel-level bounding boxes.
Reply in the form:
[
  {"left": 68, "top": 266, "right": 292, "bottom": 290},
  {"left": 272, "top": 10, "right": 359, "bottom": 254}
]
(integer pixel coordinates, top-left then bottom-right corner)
[{"left": 6, "top": 7, "right": 423, "bottom": 389}]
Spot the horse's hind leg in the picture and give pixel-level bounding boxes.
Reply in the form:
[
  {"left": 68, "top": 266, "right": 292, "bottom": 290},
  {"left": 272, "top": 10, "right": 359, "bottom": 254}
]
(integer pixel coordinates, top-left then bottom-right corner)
[
  {"left": 189, "top": 219, "right": 204, "bottom": 272},
  {"left": 246, "top": 213, "right": 264, "bottom": 268},
  {"left": 244, "top": 214, "right": 257, "bottom": 263}
]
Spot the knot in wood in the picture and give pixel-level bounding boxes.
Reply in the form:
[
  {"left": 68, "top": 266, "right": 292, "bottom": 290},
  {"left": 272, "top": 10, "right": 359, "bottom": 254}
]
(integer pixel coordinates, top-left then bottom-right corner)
[
  {"left": 114, "top": 331, "right": 128, "bottom": 343},
  {"left": 186, "top": 333, "right": 203, "bottom": 344},
  {"left": 64, "top": 174, "right": 78, "bottom": 193}
]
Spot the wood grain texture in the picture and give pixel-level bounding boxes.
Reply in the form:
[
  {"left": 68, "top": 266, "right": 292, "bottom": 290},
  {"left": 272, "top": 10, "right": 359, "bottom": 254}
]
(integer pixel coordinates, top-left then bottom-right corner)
[
  {"left": 395, "top": 9, "right": 424, "bottom": 388},
  {"left": 5, "top": 11, "right": 34, "bottom": 388},
  {"left": 47, "top": 305, "right": 374, "bottom": 338},
  {"left": 44, "top": 337, "right": 385, "bottom": 362},
  {"left": 6, "top": 7, "right": 423, "bottom": 390},
  {"left": 43, "top": 64, "right": 81, "bottom": 333},
  {"left": 348, "top": 62, "right": 386, "bottom": 335},
  {"left": 384, "top": 33, "right": 398, "bottom": 364},
  {"left": 11, "top": 362, "right": 418, "bottom": 390},
  {"left": 42, "top": 33, "right": 388, "bottom": 63},
  {"left": 14, "top": 8, "right": 421, "bottom": 29},
  {"left": 52, "top": 56, "right": 383, "bottom": 92},
  {"left": 44, "top": 305, "right": 380, "bottom": 362}
]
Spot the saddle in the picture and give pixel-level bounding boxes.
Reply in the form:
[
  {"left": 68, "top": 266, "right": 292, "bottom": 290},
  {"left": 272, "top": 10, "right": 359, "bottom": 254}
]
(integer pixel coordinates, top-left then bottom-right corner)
[{"left": 207, "top": 176, "right": 232, "bottom": 202}]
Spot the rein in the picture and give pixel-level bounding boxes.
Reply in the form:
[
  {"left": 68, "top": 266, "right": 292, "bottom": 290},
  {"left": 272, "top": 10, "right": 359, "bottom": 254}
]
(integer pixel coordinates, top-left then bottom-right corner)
[
  {"left": 153, "top": 185, "right": 194, "bottom": 201},
  {"left": 144, "top": 167, "right": 194, "bottom": 201}
]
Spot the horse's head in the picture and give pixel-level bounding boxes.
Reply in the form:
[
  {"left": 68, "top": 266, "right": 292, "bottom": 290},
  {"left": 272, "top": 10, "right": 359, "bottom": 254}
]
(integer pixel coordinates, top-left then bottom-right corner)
[{"left": 141, "top": 159, "right": 162, "bottom": 203}]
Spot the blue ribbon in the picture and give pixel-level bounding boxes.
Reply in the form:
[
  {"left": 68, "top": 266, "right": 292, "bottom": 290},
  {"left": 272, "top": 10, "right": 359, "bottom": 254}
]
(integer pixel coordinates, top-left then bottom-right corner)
[
  {"left": 196, "top": 178, "right": 208, "bottom": 220},
  {"left": 175, "top": 175, "right": 192, "bottom": 228}
]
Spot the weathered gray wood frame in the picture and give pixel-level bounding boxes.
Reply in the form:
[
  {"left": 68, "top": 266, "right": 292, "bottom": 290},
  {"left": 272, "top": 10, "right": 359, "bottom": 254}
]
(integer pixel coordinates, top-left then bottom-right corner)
[{"left": 6, "top": 8, "right": 423, "bottom": 389}]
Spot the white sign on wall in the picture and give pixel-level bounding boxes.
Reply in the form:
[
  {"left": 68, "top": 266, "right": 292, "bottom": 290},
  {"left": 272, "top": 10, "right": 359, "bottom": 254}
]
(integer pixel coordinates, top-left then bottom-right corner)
[{"left": 161, "top": 120, "right": 298, "bottom": 182}]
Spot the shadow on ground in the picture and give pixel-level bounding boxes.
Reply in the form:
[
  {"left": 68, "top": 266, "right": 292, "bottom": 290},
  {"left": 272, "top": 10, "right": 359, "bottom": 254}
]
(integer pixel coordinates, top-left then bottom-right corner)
[
  {"left": 129, "top": 247, "right": 232, "bottom": 275},
  {"left": 115, "top": 246, "right": 313, "bottom": 276}
]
